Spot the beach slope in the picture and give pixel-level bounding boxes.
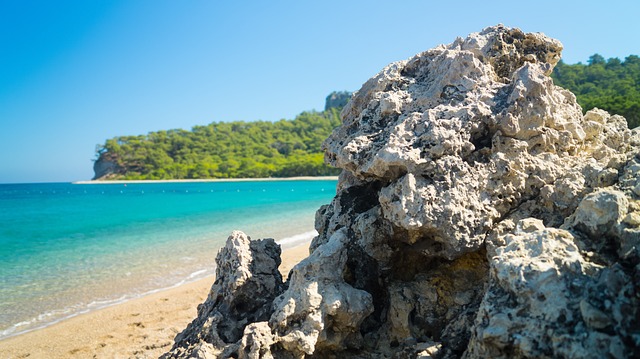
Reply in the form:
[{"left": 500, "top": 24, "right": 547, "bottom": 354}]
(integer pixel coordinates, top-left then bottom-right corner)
[{"left": 0, "top": 243, "right": 310, "bottom": 358}]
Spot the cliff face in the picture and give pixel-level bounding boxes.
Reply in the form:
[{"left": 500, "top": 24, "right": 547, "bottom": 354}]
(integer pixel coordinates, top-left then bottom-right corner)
[
  {"left": 164, "top": 25, "right": 640, "bottom": 358},
  {"left": 92, "top": 154, "right": 123, "bottom": 180}
]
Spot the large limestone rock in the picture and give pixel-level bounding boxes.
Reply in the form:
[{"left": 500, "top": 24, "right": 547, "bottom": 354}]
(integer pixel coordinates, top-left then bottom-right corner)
[{"left": 165, "top": 25, "right": 640, "bottom": 358}]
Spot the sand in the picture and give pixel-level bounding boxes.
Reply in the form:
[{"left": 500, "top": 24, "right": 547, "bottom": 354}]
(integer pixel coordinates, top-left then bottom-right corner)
[{"left": 0, "top": 242, "right": 311, "bottom": 359}]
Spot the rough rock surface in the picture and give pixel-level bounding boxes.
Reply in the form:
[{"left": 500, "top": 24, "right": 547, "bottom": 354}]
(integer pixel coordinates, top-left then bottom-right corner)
[
  {"left": 163, "top": 231, "right": 284, "bottom": 358},
  {"left": 92, "top": 155, "right": 122, "bottom": 180},
  {"left": 165, "top": 25, "right": 640, "bottom": 358}
]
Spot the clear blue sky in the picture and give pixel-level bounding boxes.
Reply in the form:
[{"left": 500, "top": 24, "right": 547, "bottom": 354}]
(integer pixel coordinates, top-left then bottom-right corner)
[{"left": 1, "top": 0, "right": 638, "bottom": 183}]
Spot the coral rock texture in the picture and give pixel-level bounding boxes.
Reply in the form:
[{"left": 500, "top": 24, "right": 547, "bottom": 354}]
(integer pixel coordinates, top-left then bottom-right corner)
[{"left": 165, "top": 25, "right": 640, "bottom": 358}]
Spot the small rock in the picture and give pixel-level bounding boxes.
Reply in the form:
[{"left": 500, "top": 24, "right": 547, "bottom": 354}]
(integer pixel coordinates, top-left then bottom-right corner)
[{"left": 580, "top": 300, "right": 612, "bottom": 329}]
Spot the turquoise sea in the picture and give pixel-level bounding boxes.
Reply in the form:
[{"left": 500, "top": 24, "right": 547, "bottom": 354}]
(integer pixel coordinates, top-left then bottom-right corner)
[{"left": 0, "top": 179, "right": 337, "bottom": 339}]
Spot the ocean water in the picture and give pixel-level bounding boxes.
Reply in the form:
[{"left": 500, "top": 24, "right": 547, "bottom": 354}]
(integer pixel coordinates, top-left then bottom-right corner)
[{"left": 0, "top": 180, "right": 337, "bottom": 339}]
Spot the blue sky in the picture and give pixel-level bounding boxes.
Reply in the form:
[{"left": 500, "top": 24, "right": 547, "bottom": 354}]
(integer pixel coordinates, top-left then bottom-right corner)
[{"left": 1, "top": 0, "right": 638, "bottom": 183}]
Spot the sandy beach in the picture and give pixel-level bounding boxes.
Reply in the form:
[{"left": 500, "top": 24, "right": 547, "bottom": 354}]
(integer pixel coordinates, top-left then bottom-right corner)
[{"left": 0, "top": 242, "right": 311, "bottom": 359}]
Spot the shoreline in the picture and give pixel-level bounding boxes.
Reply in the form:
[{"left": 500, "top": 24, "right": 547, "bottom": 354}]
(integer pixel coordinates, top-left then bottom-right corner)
[
  {"left": 73, "top": 175, "right": 339, "bottom": 185},
  {"left": 0, "top": 241, "right": 312, "bottom": 358},
  {"left": 0, "top": 231, "right": 318, "bottom": 342},
  {"left": 0, "top": 266, "right": 217, "bottom": 342}
]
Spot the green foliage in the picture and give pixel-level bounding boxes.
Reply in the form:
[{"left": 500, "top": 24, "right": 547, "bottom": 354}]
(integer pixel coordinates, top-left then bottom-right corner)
[
  {"left": 95, "top": 108, "right": 343, "bottom": 180},
  {"left": 552, "top": 54, "right": 640, "bottom": 129}
]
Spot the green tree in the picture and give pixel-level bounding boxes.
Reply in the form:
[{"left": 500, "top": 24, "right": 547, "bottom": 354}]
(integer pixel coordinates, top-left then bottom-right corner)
[
  {"left": 552, "top": 54, "right": 640, "bottom": 129},
  {"left": 94, "top": 102, "right": 345, "bottom": 180}
]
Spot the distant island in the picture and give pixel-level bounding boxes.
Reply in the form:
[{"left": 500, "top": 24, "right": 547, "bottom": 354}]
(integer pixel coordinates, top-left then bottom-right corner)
[{"left": 93, "top": 58, "right": 639, "bottom": 181}]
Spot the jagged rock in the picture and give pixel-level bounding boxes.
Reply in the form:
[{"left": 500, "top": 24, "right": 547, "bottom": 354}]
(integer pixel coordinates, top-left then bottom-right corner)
[
  {"left": 166, "top": 25, "right": 640, "bottom": 358},
  {"left": 270, "top": 229, "right": 374, "bottom": 357},
  {"left": 163, "top": 231, "right": 284, "bottom": 358}
]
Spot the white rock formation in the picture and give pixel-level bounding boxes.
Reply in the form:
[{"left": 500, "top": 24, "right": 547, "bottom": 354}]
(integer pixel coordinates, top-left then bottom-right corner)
[{"left": 164, "top": 25, "right": 640, "bottom": 358}]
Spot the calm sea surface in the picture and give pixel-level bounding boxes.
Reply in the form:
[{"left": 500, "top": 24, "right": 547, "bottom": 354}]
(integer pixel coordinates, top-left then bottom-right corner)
[{"left": 0, "top": 180, "right": 337, "bottom": 339}]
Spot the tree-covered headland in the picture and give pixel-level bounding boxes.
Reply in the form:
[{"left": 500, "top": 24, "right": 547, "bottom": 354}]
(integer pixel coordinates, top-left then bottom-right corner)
[{"left": 93, "top": 104, "right": 344, "bottom": 180}]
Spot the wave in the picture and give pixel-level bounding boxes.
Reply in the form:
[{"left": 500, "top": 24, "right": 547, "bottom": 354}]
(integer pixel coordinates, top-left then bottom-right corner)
[{"left": 276, "top": 230, "right": 317, "bottom": 248}]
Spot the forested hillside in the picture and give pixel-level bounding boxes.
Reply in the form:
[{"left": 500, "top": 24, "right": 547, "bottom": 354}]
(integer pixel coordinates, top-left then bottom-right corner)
[
  {"left": 552, "top": 54, "right": 640, "bottom": 128},
  {"left": 93, "top": 107, "right": 343, "bottom": 180}
]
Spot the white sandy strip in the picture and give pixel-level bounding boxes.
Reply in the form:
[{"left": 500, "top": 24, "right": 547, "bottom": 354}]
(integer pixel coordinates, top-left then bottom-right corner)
[{"left": 73, "top": 176, "right": 338, "bottom": 185}]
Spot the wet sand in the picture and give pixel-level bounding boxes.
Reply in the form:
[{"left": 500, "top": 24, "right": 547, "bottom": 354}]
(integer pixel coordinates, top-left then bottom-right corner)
[{"left": 0, "top": 243, "right": 311, "bottom": 359}]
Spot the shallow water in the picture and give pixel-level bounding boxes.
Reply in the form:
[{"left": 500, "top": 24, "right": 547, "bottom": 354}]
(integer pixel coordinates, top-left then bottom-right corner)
[{"left": 0, "top": 180, "right": 337, "bottom": 339}]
